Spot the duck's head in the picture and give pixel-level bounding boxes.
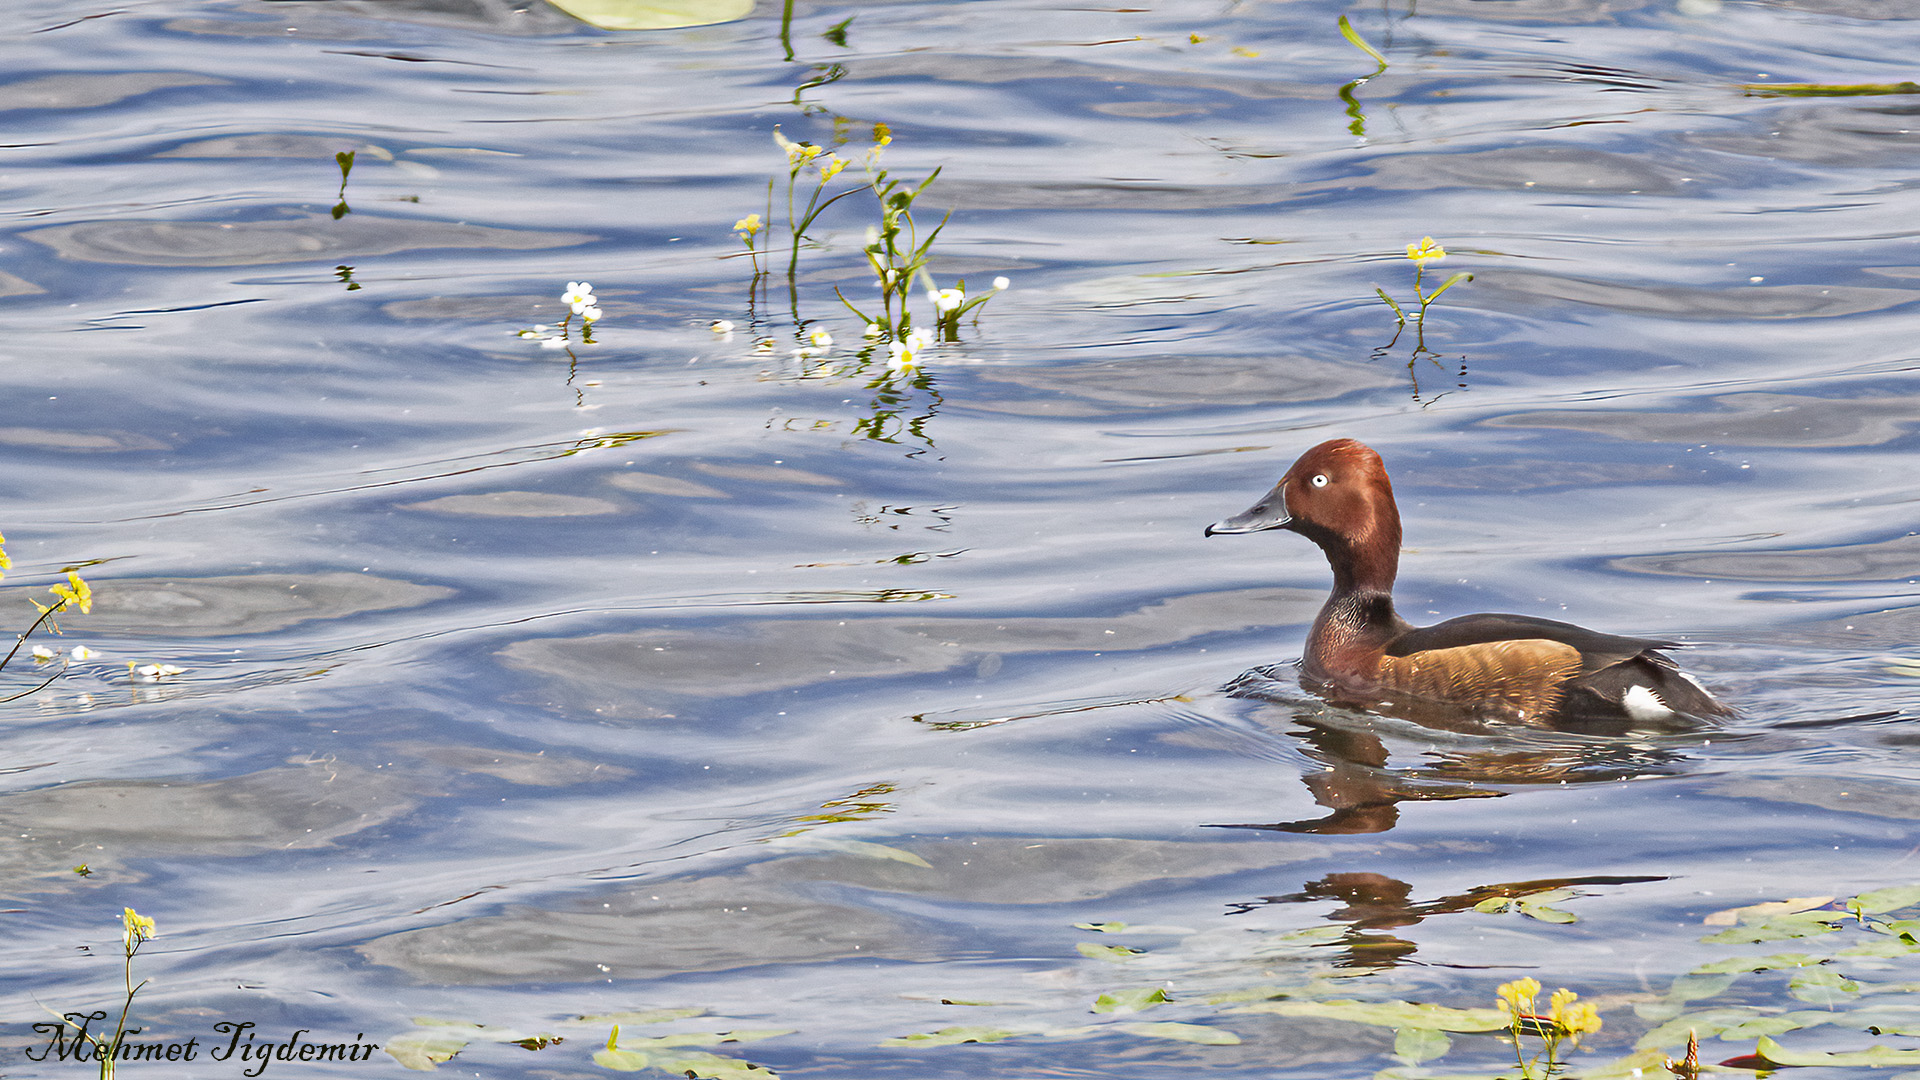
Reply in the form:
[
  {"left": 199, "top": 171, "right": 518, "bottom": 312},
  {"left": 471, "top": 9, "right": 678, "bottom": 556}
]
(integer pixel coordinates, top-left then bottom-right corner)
[{"left": 1205, "top": 439, "right": 1402, "bottom": 588}]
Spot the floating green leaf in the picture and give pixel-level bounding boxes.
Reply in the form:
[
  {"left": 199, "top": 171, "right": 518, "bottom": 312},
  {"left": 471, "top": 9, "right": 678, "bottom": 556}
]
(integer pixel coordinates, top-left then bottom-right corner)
[
  {"left": 1838, "top": 935, "right": 1920, "bottom": 958},
  {"left": 1743, "top": 81, "right": 1920, "bottom": 97},
  {"left": 593, "top": 1046, "right": 653, "bottom": 1071},
  {"left": 1075, "top": 921, "right": 1128, "bottom": 933},
  {"left": 1230, "top": 998, "right": 1508, "bottom": 1032},
  {"left": 880, "top": 1026, "right": 1032, "bottom": 1046},
  {"left": 1093, "top": 988, "right": 1169, "bottom": 1014},
  {"left": 646, "top": 1050, "right": 779, "bottom": 1079},
  {"left": 385, "top": 1032, "right": 469, "bottom": 1071},
  {"left": 1474, "top": 888, "right": 1579, "bottom": 923},
  {"left": 1109, "top": 1021, "right": 1239, "bottom": 1045},
  {"left": 1755, "top": 1034, "right": 1920, "bottom": 1066},
  {"left": 1788, "top": 967, "right": 1859, "bottom": 1005},
  {"left": 1852, "top": 885, "right": 1920, "bottom": 915},
  {"left": 1077, "top": 943, "right": 1144, "bottom": 962},
  {"left": 546, "top": 0, "right": 755, "bottom": 30},
  {"left": 1392, "top": 1026, "right": 1450, "bottom": 1065},
  {"left": 1702, "top": 909, "right": 1844, "bottom": 944},
  {"left": 1692, "top": 952, "right": 1823, "bottom": 974}
]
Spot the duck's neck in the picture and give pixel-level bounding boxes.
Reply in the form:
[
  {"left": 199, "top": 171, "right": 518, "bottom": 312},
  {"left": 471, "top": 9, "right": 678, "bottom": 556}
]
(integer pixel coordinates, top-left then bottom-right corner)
[{"left": 1298, "top": 523, "right": 1405, "bottom": 680}]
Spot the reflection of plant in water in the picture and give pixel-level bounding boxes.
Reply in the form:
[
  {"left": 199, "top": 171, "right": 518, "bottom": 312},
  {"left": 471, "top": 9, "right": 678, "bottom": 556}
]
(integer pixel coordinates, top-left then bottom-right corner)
[
  {"left": 1336, "top": 16, "right": 1387, "bottom": 138},
  {"left": 331, "top": 150, "right": 354, "bottom": 219}
]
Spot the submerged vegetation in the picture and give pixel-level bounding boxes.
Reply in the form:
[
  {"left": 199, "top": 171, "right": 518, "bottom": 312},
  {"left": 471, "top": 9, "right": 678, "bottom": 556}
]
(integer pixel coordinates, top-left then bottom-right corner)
[{"left": 320, "top": 877, "right": 1920, "bottom": 1076}]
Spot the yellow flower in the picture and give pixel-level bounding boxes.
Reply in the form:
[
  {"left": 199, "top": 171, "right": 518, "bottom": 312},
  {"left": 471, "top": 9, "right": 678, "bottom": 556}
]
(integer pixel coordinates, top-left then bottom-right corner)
[
  {"left": 52, "top": 572, "right": 92, "bottom": 614},
  {"left": 1561, "top": 1001, "right": 1602, "bottom": 1036},
  {"left": 1406, "top": 236, "right": 1447, "bottom": 265},
  {"left": 872, "top": 122, "right": 892, "bottom": 147},
  {"left": 772, "top": 127, "right": 821, "bottom": 169},
  {"left": 733, "top": 213, "right": 764, "bottom": 237},
  {"left": 122, "top": 907, "right": 156, "bottom": 948},
  {"left": 817, "top": 155, "right": 848, "bottom": 182},
  {"left": 1496, "top": 977, "right": 1541, "bottom": 1014}
]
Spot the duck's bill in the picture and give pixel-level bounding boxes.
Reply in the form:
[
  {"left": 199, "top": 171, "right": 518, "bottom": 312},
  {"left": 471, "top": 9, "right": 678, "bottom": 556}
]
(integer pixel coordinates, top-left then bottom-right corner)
[{"left": 1204, "top": 482, "right": 1291, "bottom": 536}]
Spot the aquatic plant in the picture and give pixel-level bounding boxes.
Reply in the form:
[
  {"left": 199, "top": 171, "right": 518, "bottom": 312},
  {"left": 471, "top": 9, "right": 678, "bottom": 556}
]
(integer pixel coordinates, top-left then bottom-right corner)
[
  {"left": 38, "top": 908, "right": 155, "bottom": 1080},
  {"left": 733, "top": 123, "right": 1004, "bottom": 374},
  {"left": 1375, "top": 237, "right": 1471, "bottom": 334},
  {"left": 0, "top": 566, "right": 95, "bottom": 701},
  {"left": 518, "top": 281, "right": 603, "bottom": 350},
  {"left": 595, "top": 1021, "right": 790, "bottom": 1076},
  {"left": 1491, "top": 978, "right": 1602, "bottom": 1078}
]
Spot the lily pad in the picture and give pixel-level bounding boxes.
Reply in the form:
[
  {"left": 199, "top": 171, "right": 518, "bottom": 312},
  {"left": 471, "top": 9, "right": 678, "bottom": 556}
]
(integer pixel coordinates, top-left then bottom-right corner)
[
  {"left": 1392, "top": 1027, "right": 1451, "bottom": 1065},
  {"left": 385, "top": 1032, "right": 469, "bottom": 1070},
  {"left": 1077, "top": 943, "right": 1145, "bottom": 962},
  {"left": 1853, "top": 884, "right": 1920, "bottom": 915},
  {"left": 547, "top": 0, "right": 754, "bottom": 30},
  {"left": 1755, "top": 1034, "right": 1920, "bottom": 1066},
  {"left": 1108, "top": 1021, "right": 1239, "bottom": 1045},
  {"left": 1093, "top": 988, "right": 1169, "bottom": 1014},
  {"left": 880, "top": 1026, "right": 1032, "bottom": 1046}
]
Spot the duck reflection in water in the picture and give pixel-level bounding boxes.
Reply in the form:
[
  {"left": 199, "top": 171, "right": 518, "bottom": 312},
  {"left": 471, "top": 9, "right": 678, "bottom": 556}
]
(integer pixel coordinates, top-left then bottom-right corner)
[{"left": 1224, "top": 869, "right": 1664, "bottom": 970}]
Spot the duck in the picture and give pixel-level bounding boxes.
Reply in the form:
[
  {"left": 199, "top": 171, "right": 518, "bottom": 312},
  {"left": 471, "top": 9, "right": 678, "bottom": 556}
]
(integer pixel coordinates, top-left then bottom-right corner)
[{"left": 1205, "top": 438, "right": 1732, "bottom": 726}]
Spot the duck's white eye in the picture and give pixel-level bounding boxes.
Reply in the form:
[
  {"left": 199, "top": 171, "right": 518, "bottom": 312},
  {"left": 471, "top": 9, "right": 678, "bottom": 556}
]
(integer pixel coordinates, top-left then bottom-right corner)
[{"left": 1310, "top": 473, "right": 1330, "bottom": 488}]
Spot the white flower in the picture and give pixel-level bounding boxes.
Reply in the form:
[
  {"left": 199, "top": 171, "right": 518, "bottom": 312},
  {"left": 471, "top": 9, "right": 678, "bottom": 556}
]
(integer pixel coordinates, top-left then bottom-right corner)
[
  {"left": 888, "top": 328, "right": 935, "bottom": 375},
  {"left": 562, "top": 281, "right": 595, "bottom": 313},
  {"left": 887, "top": 340, "right": 921, "bottom": 374},
  {"left": 580, "top": 305, "right": 603, "bottom": 323},
  {"left": 808, "top": 327, "right": 833, "bottom": 349},
  {"left": 69, "top": 646, "right": 95, "bottom": 661},
  {"left": 30, "top": 645, "right": 54, "bottom": 661},
  {"left": 864, "top": 323, "right": 882, "bottom": 337},
  {"left": 540, "top": 336, "right": 569, "bottom": 350},
  {"left": 930, "top": 288, "right": 965, "bottom": 315},
  {"left": 993, "top": 276, "right": 1011, "bottom": 291},
  {"left": 710, "top": 320, "right": 735, "bottom": 334},
  {"left": 133, "top": 663, "right": 187, "bottom": 681}
]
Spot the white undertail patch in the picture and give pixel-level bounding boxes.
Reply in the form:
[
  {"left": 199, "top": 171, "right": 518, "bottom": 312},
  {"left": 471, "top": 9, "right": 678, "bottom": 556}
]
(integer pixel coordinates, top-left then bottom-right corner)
[{"left": 1622, "top": 684, "right": 1675, "bottom": 722}]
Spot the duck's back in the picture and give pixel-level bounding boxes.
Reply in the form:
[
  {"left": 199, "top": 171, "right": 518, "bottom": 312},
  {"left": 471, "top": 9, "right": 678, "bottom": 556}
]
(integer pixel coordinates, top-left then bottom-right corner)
[{"left": 1384, "top": 612, "right": 1731, "bottom": 723}]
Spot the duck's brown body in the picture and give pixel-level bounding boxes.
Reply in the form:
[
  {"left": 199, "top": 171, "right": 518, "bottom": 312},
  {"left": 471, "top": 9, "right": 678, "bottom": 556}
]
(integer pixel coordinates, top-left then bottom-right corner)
[{"left": 1207, "top": 439, "right": 1731, "bottom": 725}]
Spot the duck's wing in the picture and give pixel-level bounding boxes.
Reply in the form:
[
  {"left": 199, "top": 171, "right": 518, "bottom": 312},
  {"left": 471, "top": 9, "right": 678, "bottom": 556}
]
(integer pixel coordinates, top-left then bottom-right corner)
[
  {"left": 1385, "top": 612, "right": 1671, "bottom": 674},
  {"left": 1388, "top": 613, "right": 1733, "bottom": 721}
]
